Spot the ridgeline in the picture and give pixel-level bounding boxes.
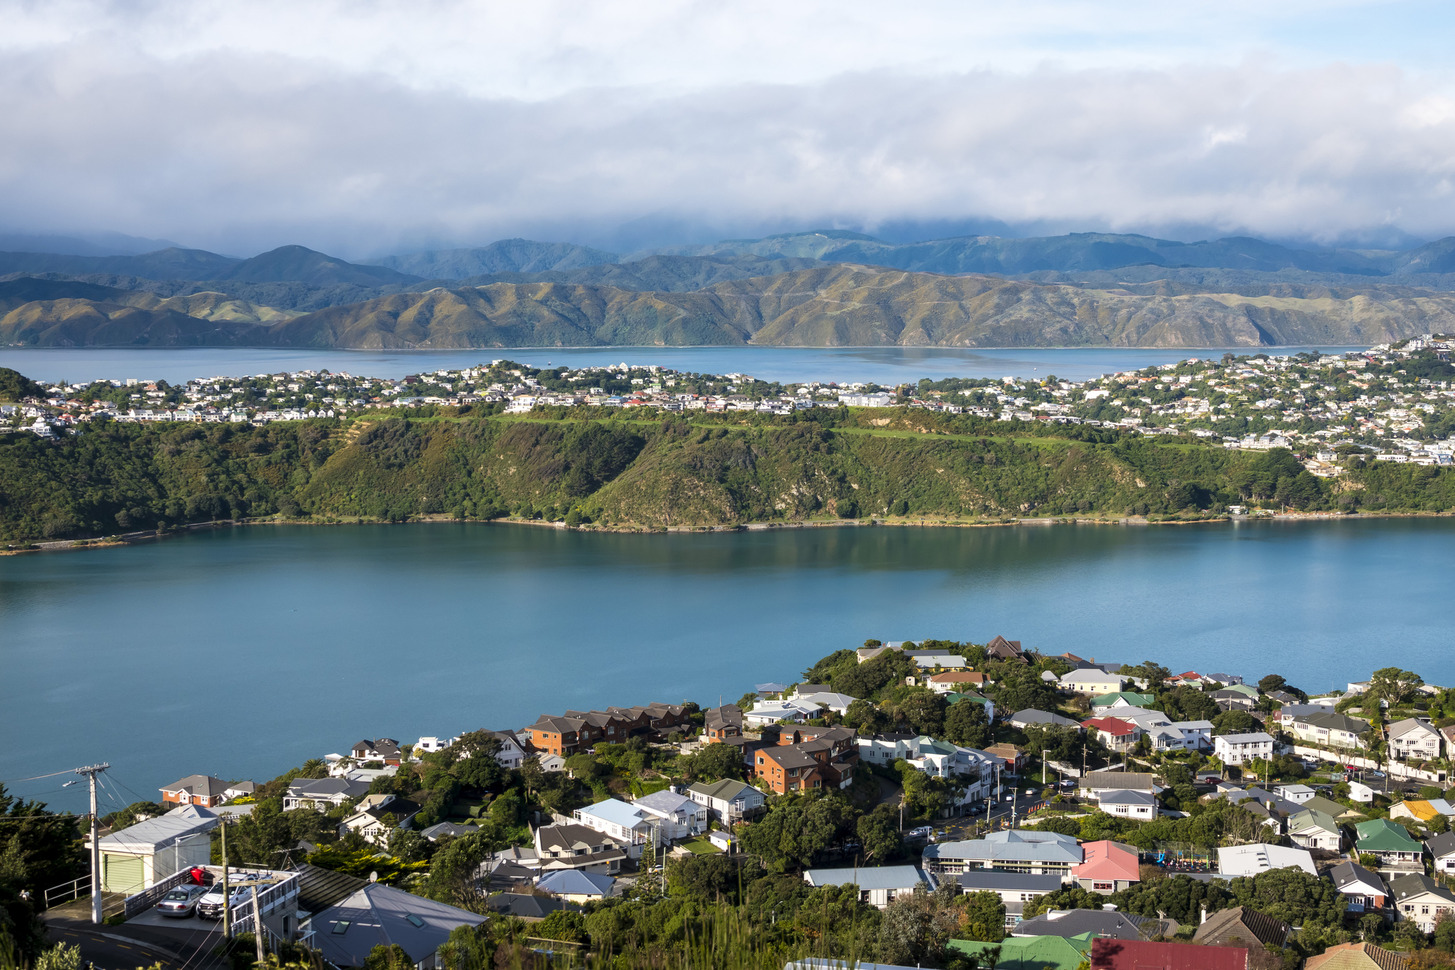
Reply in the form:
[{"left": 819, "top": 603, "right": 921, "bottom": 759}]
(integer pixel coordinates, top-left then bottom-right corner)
[{"left": 4, "top": 404, "right": 1454, "bottom": 544}]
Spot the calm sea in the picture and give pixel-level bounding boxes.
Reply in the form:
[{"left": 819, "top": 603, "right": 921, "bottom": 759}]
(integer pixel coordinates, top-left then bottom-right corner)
[
  {"left": 0, "top": 345, "right": 1364, "bottom": 387},
  {"left": 3, "top": 518, "right": 1450, "bottom": 814}
]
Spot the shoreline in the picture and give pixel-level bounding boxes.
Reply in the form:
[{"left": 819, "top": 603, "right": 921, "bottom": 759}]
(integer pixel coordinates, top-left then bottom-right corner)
[{"left": 2, "top": 507, "right": 1440, "bottom": 556}]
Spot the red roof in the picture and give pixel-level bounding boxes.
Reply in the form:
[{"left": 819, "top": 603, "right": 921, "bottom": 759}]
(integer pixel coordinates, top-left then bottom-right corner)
[
  {"left": 1072, "top": 839, "right": 1141, "bottom": 883},
  {"left": 1081, "top": 716, "right": 1138, "bottom": 737},
  {"left": 1091, "top": 939, "right": 1246, "bottom": 970}
]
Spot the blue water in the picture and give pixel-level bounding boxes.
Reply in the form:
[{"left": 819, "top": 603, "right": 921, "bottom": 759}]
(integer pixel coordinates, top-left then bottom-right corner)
[
  {"left": 0, "top": 345, "right": 1364, "bottom": 387},
  {"left": 2, "top": 517, "right": 1449, "bottom": 814}
]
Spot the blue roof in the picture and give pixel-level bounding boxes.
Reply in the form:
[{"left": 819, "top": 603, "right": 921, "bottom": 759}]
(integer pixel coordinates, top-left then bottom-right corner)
[
  {"left": 536, "top": 869, "right": 615, "bottom": 897},
  {"left": 577, "top": 798, "right": 650, "bottom": 829},
  {"left": 803, "top": 865, "right": 929, "bottom": 891}
]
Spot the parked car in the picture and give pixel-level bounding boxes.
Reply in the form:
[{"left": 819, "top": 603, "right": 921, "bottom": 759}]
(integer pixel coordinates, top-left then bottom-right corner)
[
  {"left": 196, "top": 885, "right": 252, "bottom": 920},
  {"left": 155, "top": 885, "right": 208, "bottom": 918}
]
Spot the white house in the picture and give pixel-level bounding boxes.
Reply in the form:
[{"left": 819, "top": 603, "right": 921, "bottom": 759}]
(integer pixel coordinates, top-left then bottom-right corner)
[
  {"left": 1286, "top": 711, "right": 1372, "bottom": 750},
  {"left": 1427, "top": 832, "right": 1455, "bottom": 877},
  {"left": 339, "top": 794, "right": 418, "bottom": 847},
  {"left": 1213, "top": 732, "right": 1275, "bottom": 766},
  {"left": 572, "top": 799, "right": 658, "bottom": 857},
  {"left": 632, "top": 789, "right": 708, "bottom": 840},
  {"left": 1389, "top": 718, "right": 1442, "bottom": 762},
  {"left": 794, "top": 691, "right": 858, "bottom": 717},
  {"left": 743, "top": 700, "right": 820, "bottom": 726},
  {"left": 1098, "top": 790, "right": 1158, "bottom": 820},
  {"left": 1287, "top": 809, "right": 1343, "bottom": 852},
  {"left": 803, "top": 866, "right": 930, "bottom": 909},
  {"left": 685, "top": 779, "right": 765, "bottom": 825}
]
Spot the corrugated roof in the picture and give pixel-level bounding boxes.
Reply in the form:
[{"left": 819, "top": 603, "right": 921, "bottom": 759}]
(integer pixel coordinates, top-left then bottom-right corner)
[
  {"left": 310, "top": 883, "right": 485, "bottom": 967},
  {"left": 98, "top": 804, "right": 219, "bottom": 853},
  {"left": 803, "top": 865, "right": 928, "bottom": 892}
]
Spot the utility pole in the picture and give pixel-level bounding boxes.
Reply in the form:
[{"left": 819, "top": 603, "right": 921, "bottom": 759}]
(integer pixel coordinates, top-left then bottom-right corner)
[
  {"left": 251, "top": 885, "right": 266, "bottom": 967},
  {"left": 76, "top": 763, "right": 109, "bottom": 925},
  {"left": 221, "top": 818, "right": 232, "bottom": 940}
]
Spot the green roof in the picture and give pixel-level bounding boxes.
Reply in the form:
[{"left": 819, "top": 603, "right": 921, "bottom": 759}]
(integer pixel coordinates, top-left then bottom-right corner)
[
  {"left": 948, "top": 932, "right": 1094, "bottom": 970},
  {"left": 1354, "top": 818, "right": 1422, "bottom": 853},
  {"left": 1222, "top": 683, "right": 1260, "bottom": 699},
  {"left": 1091, "top": 691, "right": 1155, "bottom": 708}
]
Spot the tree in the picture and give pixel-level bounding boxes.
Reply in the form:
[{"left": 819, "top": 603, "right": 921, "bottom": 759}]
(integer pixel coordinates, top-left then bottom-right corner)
[
  {"left": 1370, "top": 667, "right": 1424, "bottom": 707},
  {"left": 894, "top": 689, "right": 946, "bottom": 736},
  {"left": 685, "top": 742, "right": 745, "bottom": 782},
  {"left": 1212, "top": 710, "right": 1263, "bottom": 735},
  {"left": 877, "top": 884, "right": 961, "bottom": 966},
  {"left": 844, "top": 699, "right": 892, "bottom": 735},
  {"left": 856, "top": 804, "right": 903, "bottom": 863},
  {"left": 944, "top": 700, "right": 992, "bottom": 748},
  {"left": 1257, "top": 675, "right": 1287, "bottom": 695},
  {"left": 956, "top": 891, "right": 1006, "bottom": 942}
]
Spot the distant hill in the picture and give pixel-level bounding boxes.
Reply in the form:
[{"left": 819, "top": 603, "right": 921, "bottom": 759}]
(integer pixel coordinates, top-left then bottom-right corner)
[
  {"left": 372, "top": 239, "right": 619, "bottom": 278},
  {"left": 218, "top": 245, "right": 422, "bottom": 287},
  {"left": 645, "top": 230, "right": 1402, "bottom": 276},
  {"left": 0, "top": 248, "right": 242, "bottom": 280},
  {"left": 456, "top": 254, "right": 826, "bottom": 292}
]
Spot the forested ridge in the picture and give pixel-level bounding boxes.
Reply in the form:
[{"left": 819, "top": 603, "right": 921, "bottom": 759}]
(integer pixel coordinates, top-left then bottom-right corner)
[{"left": 4, "top": 406, "right": 1455, "bottom": 543}]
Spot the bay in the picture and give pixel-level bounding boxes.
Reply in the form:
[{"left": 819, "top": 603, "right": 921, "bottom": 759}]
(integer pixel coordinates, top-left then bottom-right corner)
[
  {"left": 2, "top": 517, "right": 1450, "bottom": 815},
  {"left": 0, "top": 345, "right": 1364, "bottom": 387}
]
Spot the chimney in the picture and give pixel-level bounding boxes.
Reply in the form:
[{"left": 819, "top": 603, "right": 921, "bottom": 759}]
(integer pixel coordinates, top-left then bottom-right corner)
[
  {"left": 1102, "top": 903, "right": 1117, "bottom": 911},
  {"left": 1200, "top": 905, "right": 1208, "bottom": 925}
]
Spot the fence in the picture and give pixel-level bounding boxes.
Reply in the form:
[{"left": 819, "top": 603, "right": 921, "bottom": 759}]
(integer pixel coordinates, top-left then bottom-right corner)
[
  {"left": 42, "top": 875, "right": 91, "bottom": 911},
  {"left": 124, "top": 868, "right": 197, "bottom": 919}
]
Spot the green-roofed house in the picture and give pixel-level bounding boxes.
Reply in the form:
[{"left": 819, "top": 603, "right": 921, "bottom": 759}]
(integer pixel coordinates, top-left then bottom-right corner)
[
  {"left": 948, "top": 931, "right": 1094, "bottom": 970},
  {"left": 1091, "top": 692, "right": 1156, "bottom": 712},
  {"left": 1355, "top": 818, "right": 1424, "bottom": 871}
]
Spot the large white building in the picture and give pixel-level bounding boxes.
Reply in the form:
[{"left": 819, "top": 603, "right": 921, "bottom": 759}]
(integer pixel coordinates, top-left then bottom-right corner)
[{"left": 1213, "top": 732, "right": 1275, "bottom": 766}]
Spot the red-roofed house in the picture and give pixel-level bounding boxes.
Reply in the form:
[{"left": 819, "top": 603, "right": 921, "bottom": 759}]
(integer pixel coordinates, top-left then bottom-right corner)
[
  {"left": 1082, "top": 717, "right": 1143, "bottom": 753},
  {"left": 1091, "top": 938, "right": 1247, "bottom": 970},
  {"left": 1072, "top": 839, "right": 1141, "bottom": 894},
  {"left": 926, "top": 671, "right": 989, "bottom": 694}
]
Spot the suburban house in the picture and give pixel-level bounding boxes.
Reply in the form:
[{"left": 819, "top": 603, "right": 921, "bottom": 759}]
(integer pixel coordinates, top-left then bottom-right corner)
[
  {"left": 1354, "top": 819, "right": 1425, "bottom": 871},
  {"left": 945, "top": 691, "right": 996, "bottom": 722},
  {"left": 743, "top": 699, "right": 821, "bottom": 726},
  {"left": 703, "top": 705, "right": 744, "bottom": 742},
  {"left": 955, "top": 870, "right": 1063, "bottom": 925},
  {"left": 526, "top": 703, "right": 690, "bottom": 756},
  {"left": 339, "top": 794, "right": 420, "bottom": 847},
  {"left": 224, "top": 781, "right": 255, "bottom": 801},
  {"left": 1427, "top": 832, "right": 1455, "bottom": 876},
  {"left": 753, "top": 726, "right": 858, "bottom": 794},
  {"left": 802, "top": 865, "right": 929, "bottom": 909},
  {"left": 1192, "top": 905, "right": 1292, "bottom": 950},
  {"left": 1014, "top": 909, "right": 1176, "bottom": 942},
  {"left": 1088, "top": 938, "right": 1250, "bottom": 970},
  {"left": 1078, "top": 772, "right": 1161, "bottom": 805},
  {"left": 1306, "top": 943, "right": 1411, "bottom": 970},
  {"left": 1090, "top": 692, "right": 1156, "bottom": 713},
  {"left": 1390, "top": 873, "right": 1455, "bottom": 933},
  {"left": 951, "top": 933, "right": 1094, "bottom": 970},
  {"left": 1390, "top": 798, "right": 1455, "bottom": 826},
  {"left": 1330, "top": 860, "right": 1388, "bottom": 913},
  {"left": 985, "top": 636, "right": 1027, "bottom": 662},
  {"left": 1274, "top": 783, "right": 1316, "bottom": 804},
  {"left": 413, "top": 736, "right": 457, "bottom": 754},
  {"left": 1210, "top": 685, "right": 1260, "bottom": 711},
  {"left": 793, "top": 691, "right": 858, "bottom": 717},
  {"left": 1098, "top": 790, "right": 1158, "bottom": 820},
  {"left": 159, "top": 774, "right": 232, "bottom": 808},
  {"left": 284, "top": 777, "right": 370, "bottom": 812},
  {"left": 1388, "top": 717, "right": 1442, "bottom": 762},
  {"left": 857, "top": 734, "right": 1000, "bottom": 805},
  {"left": 1081, "top": 717, "right": 1141, "bottom": 752},
  {"left": 685, "top": 778, "right": 765, "bottom": 825},
  {"left": 572, "top": 799, "right": 659, "bottom": 855},
  {"left": 1288, "top": 809, "right": 1344, "bottom": 852},
  {"left": 1069, "top": 840, "right": 1140, "bottom": 894},
  {"left": 922, "top": 829, "right": 1083, "bottom": 878},
  {"left": 527, "top": 715, "right": 591, "bottom": 756},
  {"left": 533, "top": 822, "right": 628, "bottom": 873},
  {"left": 484, "top": 730, "right": 527, "bottom": 769},
  {"left": 310, "top": 883, "right": 486, "bottom": 969},
  {"left": 1110, "top": 709, "right": 1212, "bottom": 751},
  {"left": 1286, "top": 711, "right": 1372, "bottom": 750},
  {"left": 631, "top": 789, "right": 708, "bottom": 839},
  {"left": 535, "top": 869, "right": 616, "bottom": 904},
  {"left": 1213, "top": 732, "right": 1275, "bottom": 766},
  {"left": 1009, "top": 709, "right": 1081, "bottom": 731},
  {"left": 96, "top": 804, "right": 219, "bottom": 894},
  {"left": 1059, "top": 669, "right": 1125, "bottom": 695},
  {"left": 925, "top": 671, "right": 989, "bottom": 694},
  {"left": 1216, "top": 843, "right": 1317, "bottom": 877},
  {"left": 349, "top": 738, "right": 404, "bottom": 766}
]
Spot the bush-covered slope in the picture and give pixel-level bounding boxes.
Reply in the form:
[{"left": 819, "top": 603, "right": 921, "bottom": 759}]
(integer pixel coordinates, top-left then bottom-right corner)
[{"left": 4, "top": 409, "right": 1454, "bottom": 542}]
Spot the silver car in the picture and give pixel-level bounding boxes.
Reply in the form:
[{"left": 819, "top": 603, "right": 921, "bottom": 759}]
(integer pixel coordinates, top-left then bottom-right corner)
[{"left": 155, "top": 884, "right": 208, "bottom": 918}]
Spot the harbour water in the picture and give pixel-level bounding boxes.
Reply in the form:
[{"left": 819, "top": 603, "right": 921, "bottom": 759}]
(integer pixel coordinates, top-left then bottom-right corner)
[
  {"left": 3, "top": 516, "right": 1450, "bottom": 814},
  {"left": 0, "top": 345, "right": 1364, "bottom": 387}
]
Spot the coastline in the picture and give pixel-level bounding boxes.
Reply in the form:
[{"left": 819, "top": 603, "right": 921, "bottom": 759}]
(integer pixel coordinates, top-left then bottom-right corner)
[{"left": 1, "top": 507, "right": 1433, "bottom": 556}]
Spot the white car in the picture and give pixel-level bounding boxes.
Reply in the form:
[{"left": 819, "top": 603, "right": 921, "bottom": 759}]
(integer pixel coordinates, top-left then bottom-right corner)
[{"left": 196, "top": 885, "right": 252, "bottom": 920}]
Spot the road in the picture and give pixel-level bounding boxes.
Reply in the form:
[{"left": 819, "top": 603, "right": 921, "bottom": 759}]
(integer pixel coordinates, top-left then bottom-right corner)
[
  {"left": 933, "top": 783, "right": 1052, "bottom": 842},
  {"left": 45, "top": 911, "right": 227, "bottom": 970}
]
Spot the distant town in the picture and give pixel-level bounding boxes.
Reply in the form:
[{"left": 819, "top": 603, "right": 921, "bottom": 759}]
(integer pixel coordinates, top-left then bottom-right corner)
[
  {"left": 9, "top": 337, "right": 1455, "bottom": 476},
  {"left": 34, "top": 634, "right": 1455, "bottom": 970}
]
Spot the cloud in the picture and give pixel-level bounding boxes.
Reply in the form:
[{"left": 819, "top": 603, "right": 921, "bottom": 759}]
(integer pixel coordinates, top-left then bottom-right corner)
[{"left": 2, "top": 11, "right": 1455, "bottom": 253}]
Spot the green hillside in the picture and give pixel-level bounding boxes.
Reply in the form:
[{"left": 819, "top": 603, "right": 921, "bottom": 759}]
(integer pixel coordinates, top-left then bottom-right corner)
[{"left": 4, "top": 405, "right": 1452, "bottom": 543}]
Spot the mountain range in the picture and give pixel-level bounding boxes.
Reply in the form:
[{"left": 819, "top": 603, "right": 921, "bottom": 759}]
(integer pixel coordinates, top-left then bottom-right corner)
[{"left": 8, "top": 230, "right": 1455, "bottom": 348}]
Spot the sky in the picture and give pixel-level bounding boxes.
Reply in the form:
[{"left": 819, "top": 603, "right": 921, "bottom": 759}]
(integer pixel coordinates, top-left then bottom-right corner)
[{"left": 3, "top": 0, "right": 1455, "bottom": 256}]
